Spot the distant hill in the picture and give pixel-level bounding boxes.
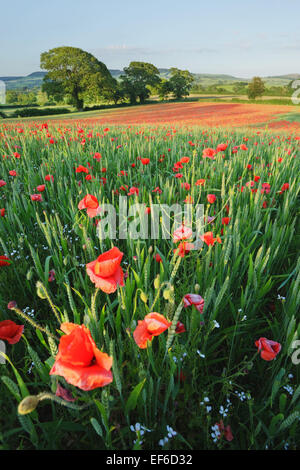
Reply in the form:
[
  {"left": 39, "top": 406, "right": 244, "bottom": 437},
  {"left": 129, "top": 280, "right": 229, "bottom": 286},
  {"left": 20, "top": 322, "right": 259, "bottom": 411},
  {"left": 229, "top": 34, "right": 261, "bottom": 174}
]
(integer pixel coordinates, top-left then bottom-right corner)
[
  {"left": 1, "top": 70, "right": 299, "bottom": 90},
  {"left": 265, "top": 74, "right": 300, "bottom": 80},
  {"left": 0, "top": 72, "right": 47, "bottom": 90}
]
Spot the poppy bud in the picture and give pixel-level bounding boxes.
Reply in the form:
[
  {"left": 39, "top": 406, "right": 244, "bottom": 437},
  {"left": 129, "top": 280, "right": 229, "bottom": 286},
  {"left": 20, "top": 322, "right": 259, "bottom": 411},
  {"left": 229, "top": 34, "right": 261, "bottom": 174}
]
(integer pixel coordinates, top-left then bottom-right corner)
[
  {"left": 18, "top": 395, "right": 39, "bottom": 415},
  {"left": 154, "top": 275, "right": 160, "bottom": 290},
  {"left": 194, "top": 284, "right": 200, "bottom": 293},
  {"left": 7, "top": 300, "right": 17, "bottom": 310},
  {"left": 140, "top": 291, "right": 148, "bottom": 304},
  {"left": 163, "top": 288, "right": 173, "bottom": 300}
]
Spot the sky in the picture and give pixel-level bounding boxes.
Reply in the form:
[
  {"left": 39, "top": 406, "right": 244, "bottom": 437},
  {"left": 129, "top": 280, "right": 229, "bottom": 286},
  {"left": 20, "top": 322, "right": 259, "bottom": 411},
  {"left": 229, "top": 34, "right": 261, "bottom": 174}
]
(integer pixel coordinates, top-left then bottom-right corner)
[{"left": 1, "top": 0, "right": 300, "bottom": 78}]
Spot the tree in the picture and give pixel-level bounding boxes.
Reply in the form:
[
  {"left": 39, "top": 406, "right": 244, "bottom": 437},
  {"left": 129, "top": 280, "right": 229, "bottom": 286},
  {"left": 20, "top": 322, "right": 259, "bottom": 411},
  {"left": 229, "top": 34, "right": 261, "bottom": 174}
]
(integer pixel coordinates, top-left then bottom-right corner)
[
  {"left": 233, "top": 82, "right": 248, "bottom": 94},
  {"left": 247, "top": 77, "right": 265, "bottom": 100},
  {"left": 120, "top": 75, "right": 138, "bottom": 104},
  {"left": 156, "top": 79, "right": 173, "bottom": 101},
  {"left": 5, "top": 90, "right": 37, "bottom": 105},
  {"left": 6, "top": 90, "right": 19, "bottom": 104},
  {"left": 120, "top": 62, "right": 160, "bottom": 104},
  {"left": 40, "top": 46, "right": 113, "bottom": 110},
  {"left": 37, "top": 90, "right": 52, "bottom": 106},
  {"left": 18, "top": 92, "right": 37, "bottom": 105},
  {"left": 101, "top": 78, "right": 125, "bottom": 105},
  {"left": 169, "top": 68, "right": 194, "bottom": 99}
]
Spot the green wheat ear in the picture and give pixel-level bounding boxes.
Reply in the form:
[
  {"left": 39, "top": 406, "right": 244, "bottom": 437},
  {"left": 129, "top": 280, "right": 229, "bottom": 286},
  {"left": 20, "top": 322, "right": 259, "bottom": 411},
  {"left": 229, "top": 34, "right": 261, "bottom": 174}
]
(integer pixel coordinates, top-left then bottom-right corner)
[{"left": 36, "top": 281, "right": 62, "bottom": 325}]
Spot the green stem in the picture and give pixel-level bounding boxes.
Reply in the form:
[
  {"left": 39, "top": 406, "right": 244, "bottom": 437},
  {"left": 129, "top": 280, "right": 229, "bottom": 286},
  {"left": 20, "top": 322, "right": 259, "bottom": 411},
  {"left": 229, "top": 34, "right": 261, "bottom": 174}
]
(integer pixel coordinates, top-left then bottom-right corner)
[{"left": 11, "top": 307, "right": 58, "bottom": 340}]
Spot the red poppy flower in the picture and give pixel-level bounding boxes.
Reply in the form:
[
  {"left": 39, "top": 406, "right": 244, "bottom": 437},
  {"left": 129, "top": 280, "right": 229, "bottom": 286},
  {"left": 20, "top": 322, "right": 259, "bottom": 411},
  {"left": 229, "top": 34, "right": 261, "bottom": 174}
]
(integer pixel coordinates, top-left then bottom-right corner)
[
  {"left": 0, "top": 256, "right": 11, "bottom": 266},
  {"left": 0, "top": 320, "right": 24, "bottom": 344},
  {"left": 154, "top": 253, "right": 162, "bottom": 263},
  {"left": 9, "top": 170, "right": 17, "bottom": 177},
  {"left": 183, "top": 294, "right": 205, "bottom": 313},
  {"left": 31, "top": 194, "right": 42, "bottom": 202},
  {"left": 48, "top": 269, "right": 56, "bottom": 282},
  {"left": 195, "top": 179, "right": 206, "bottom": 186},
  {"left": 175, "top": 321, "right": 186, "bottom": 334},
  {"left": 184, "top": 195, "right": 194, "bottom": 204},
  {"left": 280, "top": 183, "right": 289, "bottom": 194},
  {"left": 76, "top": 165, "right": 89, "bottom": 174},
  {"left": 180, "top": 156, "right": 190, "bottom": 163},
  {"left": 216, "top": 143, "right": 228, "bottom": 152},
  {"left": 140, "top": 158, "right": 150, "bottom": 165},
  {"left": 0, "top": 208, "right": 5, "bottom": 217},
  {"left": 255, "top": 337, "right": 281, "bottom": 361},
  {"left": 36, "top": 184, "right": 46, "bottom": 192},
  {"left": 86, "top": 247, "right": 124, "bottom": 294},
  {"left": 181, "top": 182, "right": 191, "bottom": 191},
  {"left": 93, "top": 152, "right": 102, "bottom": 161},
  {"left": 45, "top": 174, "right": 54, "bottom": 182},
  {"left": 49, "top": 323, "right": 113, "bottom": 391},
  {"left": 202, "top": 148, "right": 216, "bottom": 159},
  {"left": 261, "top": 183, "right": 271, "bottom": 194},
  {"left": 152, "top": 186, "right": 162, "bottom": 194},
  {"left": 207, "top": 194, "right": 216, "bottom": 204},
  {"left": 133, "top": 312, "right": 171, "bottom": 349},
  {"left": 128, "top": 187, "right": 139, "bottom": 196},
  {"left": 222, "top": 217, "right": 231, "bottom": 225},
  {"left": 173, "top": 224, "right": 193, "bottom": 243},
  {"left": 173, "top": 162, "right": 183, "bottom": 171},
  {"left": 0, "top": 180, "right": 7, "bottom": 188},
  {"left": 200, "top": 231, "right": 222, "bottom": 247},
  {"left": 78, "top": 194, "right": 100, "bottom": 218},
  {"left": 174, "top": 241, "right": 194, "bottom": 257}
]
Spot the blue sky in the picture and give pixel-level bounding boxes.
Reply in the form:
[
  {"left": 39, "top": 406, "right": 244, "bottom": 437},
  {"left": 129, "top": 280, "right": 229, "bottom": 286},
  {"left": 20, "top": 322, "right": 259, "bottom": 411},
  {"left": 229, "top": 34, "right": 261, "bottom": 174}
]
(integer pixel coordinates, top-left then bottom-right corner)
[{"left": 1, "top": 0, "right": 299, "bottom": 77}]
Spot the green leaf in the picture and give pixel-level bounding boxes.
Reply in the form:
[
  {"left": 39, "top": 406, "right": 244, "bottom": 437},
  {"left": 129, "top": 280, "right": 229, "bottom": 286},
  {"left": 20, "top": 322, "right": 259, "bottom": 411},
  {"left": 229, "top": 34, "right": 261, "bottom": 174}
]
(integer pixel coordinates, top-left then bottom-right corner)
[
  {"left": 125, "top": 378, "right": 146, "bottom": 416},
  {"left": 90, "top": 417, "right": 103, "bottom": 437}
]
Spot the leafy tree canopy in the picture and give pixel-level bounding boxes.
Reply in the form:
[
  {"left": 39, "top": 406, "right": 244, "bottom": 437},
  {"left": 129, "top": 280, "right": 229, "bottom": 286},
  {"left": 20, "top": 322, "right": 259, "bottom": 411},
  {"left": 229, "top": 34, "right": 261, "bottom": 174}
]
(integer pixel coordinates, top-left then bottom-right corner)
[
  {"left": 247, "top": 76, "right": 265, "bottom": 100},
  {"left": 40, "top": 46, "right": 113, "bottom": 110},
  {"left": 169, "top": 68, "right": 194, "bottom": 99},
  {"left": 121, "top": 61, "right": 160, "bottom": 104}
]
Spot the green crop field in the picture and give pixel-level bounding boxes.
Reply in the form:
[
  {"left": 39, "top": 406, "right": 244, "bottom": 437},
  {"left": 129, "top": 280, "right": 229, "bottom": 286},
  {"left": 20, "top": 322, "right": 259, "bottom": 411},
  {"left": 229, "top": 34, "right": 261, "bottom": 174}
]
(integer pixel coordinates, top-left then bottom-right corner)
[{"left": 0, "top": 120, "right": 299, "bottom": 450}]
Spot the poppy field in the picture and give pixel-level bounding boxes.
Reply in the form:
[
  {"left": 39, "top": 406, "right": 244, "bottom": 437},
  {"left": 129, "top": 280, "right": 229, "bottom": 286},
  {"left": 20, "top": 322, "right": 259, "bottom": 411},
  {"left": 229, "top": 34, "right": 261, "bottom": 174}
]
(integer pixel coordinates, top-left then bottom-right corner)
[
  {"left": 24, "top": 101, "right": 300, "bottom": 134},
  {"left": 0, "top": 119, "right": 299, "bottom": 450}
]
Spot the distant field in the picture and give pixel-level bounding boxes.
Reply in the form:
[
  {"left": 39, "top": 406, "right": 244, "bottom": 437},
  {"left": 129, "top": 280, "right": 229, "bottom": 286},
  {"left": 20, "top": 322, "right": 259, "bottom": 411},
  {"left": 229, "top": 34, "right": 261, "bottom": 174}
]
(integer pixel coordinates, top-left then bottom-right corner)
[
  {"left": 32, "top": 102, "right": 300, "bottom": 133},
  {"left": 2, "top": 101, "right": 300, "bottom": 135}
]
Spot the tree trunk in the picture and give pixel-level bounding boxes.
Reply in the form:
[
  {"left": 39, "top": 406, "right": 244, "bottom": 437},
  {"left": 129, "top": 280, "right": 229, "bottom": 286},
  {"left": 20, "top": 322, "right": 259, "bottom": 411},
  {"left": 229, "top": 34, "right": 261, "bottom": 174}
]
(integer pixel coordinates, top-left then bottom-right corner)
[{"left": 73, "top": 92, "right": 84, "bottom": 111}]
